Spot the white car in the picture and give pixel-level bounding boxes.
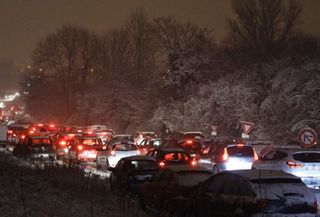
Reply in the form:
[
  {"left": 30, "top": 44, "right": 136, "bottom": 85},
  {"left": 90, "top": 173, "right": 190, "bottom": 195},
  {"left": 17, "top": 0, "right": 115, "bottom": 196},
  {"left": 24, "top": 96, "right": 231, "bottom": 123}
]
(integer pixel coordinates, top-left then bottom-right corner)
[
  {"left": 96, "top": 142, "right": 140, "bottom": 170},
  {"left": 253, "top": 147, "right": 320, "bottom": 188}
]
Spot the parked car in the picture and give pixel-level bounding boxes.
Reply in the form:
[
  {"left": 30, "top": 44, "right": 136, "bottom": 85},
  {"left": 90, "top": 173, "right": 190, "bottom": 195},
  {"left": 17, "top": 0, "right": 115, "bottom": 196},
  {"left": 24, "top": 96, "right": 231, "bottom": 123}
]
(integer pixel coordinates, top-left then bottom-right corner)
[
  {"left": 109, "top": 155, "right": 157, "bottom": 196},
  {"left": 188, "top": 170, "right": 317, "bottom": 217},
  {"left": 96, "top": 141, "right": 140, "bottom": 170},
  {"left": 68, "top": 136, "right": 104, "bottom": 164},
  {"left": 210, "top": 143, "right": 258, "bottom": 173},
  {"left": 252, "top": 147, "right": 320, "bottom": 188},
  {"left": 146, "top": 147, "right": 197, "bottom": 168},
  {"left": 139, "top": 165, "right": 213, "bottom": 215},
  {"left": 13, "top": 135, "right": 56, "bottom": 162}
]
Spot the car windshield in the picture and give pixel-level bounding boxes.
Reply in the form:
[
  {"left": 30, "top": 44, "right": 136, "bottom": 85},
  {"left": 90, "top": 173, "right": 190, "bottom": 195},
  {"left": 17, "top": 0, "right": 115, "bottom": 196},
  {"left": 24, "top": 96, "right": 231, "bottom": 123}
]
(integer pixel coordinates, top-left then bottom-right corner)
[
  {"left": 177, "top": 171, "right": 212, "bottom": 187},
  {"left": 163, "top": 152, "right": 189, "bottom": 162},
  {"left": 227, "top": 146, "right": 254, "bottom": 157},
  {"left": 113, "top": 143, "right": 137, "bottom": 151},
  {"left": 293, "top": 152, "right": 320, "bottom": 162}
]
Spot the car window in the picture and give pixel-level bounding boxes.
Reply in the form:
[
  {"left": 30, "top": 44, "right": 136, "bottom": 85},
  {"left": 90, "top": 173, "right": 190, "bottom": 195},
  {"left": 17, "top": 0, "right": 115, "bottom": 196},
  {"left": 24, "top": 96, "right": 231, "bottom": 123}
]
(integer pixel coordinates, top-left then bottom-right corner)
[
  {"left": 163, "top": 152, "right": 189, "bottom": 162},
  {"left": 262, "top": 150, "right": 287, "bottom": 161},
  {"left": 113, "top": 144, "right": 137, "bottom": 151},
  {"left": 227, "top": 146, "right": 254, "bottom": 157},
  {"left": 127, "top": 160, "right": 156, "bottom": 170},
  {"left": 81, "top": 139, "right": 101, "bottom": 146},
  {"left": 293, "top": 152, "right": 320, "bottom": 162},
  {"left": 32, "top": 138, "right": 51, "bottom": 145}
]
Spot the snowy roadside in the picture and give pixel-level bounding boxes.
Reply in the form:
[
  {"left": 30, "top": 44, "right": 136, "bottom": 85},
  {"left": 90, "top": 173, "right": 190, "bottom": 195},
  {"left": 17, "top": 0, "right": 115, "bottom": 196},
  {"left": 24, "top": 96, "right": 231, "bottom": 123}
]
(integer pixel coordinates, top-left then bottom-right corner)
[{"left": 0, "top": 150, "right": 147, "bottom": 217}]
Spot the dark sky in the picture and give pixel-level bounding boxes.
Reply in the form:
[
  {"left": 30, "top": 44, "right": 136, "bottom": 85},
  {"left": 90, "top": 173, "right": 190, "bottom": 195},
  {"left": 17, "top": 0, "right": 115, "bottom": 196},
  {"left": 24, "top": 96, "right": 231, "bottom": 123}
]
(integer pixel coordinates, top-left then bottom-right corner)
[{"left": 1, "top": 0, "right": 320, "bottom": 68}]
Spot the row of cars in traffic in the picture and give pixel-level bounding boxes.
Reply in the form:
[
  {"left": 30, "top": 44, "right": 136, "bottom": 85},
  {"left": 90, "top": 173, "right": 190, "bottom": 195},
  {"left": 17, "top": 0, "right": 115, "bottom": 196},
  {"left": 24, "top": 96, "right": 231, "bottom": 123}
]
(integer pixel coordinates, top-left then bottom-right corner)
[{"left": 3, "top": 123, "right": 320, "bottom": 216}]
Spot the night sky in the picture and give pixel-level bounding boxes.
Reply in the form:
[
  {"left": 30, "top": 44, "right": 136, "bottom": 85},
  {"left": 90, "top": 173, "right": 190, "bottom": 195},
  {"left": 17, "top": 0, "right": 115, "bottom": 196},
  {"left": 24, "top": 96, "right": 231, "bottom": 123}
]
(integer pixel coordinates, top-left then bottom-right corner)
[{"left": 1, "top": 0, "right": 320, "bottom": 68}]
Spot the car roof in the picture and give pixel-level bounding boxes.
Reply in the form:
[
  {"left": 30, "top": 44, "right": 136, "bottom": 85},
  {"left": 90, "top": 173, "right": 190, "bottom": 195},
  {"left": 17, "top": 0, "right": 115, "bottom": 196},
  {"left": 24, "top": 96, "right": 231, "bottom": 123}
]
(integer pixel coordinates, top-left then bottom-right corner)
[
  {"left": 123, "top": 155, "right": 156, "bottom": 161},
  {"left": 225, "top": 169, "right": 299, "bottom": 181},
  {"left": 270, "top": 147, "right": 320, "bottom": 153}
]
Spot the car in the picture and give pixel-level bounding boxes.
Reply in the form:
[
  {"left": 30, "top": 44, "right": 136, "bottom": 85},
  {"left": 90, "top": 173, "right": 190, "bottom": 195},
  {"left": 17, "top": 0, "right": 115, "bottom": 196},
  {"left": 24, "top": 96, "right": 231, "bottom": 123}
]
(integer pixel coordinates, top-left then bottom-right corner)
[
  {"left": 137, "top": 137, "right": 163, "bottom": 155},
  {"left": 252, "top": 147, "right": 320, "bottom": 188},
  {"left": 105, "top": 134, "right": 134, "bottom": 146},
  {"left": 177, "top": 139, "right": 203, "bottom": 158},
  {"left": 68, "top": 136, "right": 104, "bottom": 164},
  {"left": 6, "top": 124, "right": 30, "bottom": 144},
  {"left": 188, "top": 170, "right": 318, "bottom": 217},
  {"left": 210, "top": 143, "right": 258, "bottom": 173},
  {"left": 96, "top": 141, "right": 140, "bottom": 169},
  {"left": 134, "top": 131, "right": 157, "bottom": 146},
  {"left": 13, "top": 135, "right": 56, "bottom": 162},
  {"left": 146, "top": 147, "right": 197, "bottom": 168},
  {"left": 109, "top": 155, "right": 157, "bottom": 196},
  {"left": 53, "top": 133, "right": 76, "bottom": 160},
  {"left": 139, "top": 165, "right": 213, "bottom": 215},
  {"left": 95, "top": 129, "right": 114, "bottom": 144}
]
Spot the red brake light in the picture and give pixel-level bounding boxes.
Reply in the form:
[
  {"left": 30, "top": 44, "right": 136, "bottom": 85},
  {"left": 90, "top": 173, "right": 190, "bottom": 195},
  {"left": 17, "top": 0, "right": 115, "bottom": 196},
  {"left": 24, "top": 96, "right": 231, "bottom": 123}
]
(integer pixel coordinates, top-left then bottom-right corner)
[
  {"left": 237, "top": 143, "right": 244, "bottom": 147},
  {"left": 38, "top": 124, "right": 44, "bottom": 127},
  {"left": 49, "top": 124, "right": 55, "bottom": 128},
  {"left": 186, "top": 140, "right": 193, "bottom": 144},
  {"left": 287, "top": 160, "right": 304, "bottom": 168},
  {"left": 29, "top": 130, "right": 34, "bottom": 134},
  {"left": 256, "top": 199, "right": 268, "bottom": 209},
  {"left": 159, "top": 161, "right": 165, "bottom": 167},
  {"left": 78, "top": 145, "right": 83, "bottom": 151},
  {"left": 110, "top": 150, "right": 116, "bottom": 156},
  {"left": 102, "top": 132, "right": 107, "bottom": 135},
  {"left": 60, "top": 141, "right": 67, "bottom": 146},
  {"left": 20, "top": 135, "right": 26, "bottom": 139},
  {"left": 191, "top": 159, "right": 197, "bottom": 166},
  {"left": 222, "top": 148, "right": 228, "bottom": 161},
  {"left": 254, "top": 151, "right": 259, "bottom": 161},
  {"left": 7, "top": 130, "right": 13, "bottom": 134}
]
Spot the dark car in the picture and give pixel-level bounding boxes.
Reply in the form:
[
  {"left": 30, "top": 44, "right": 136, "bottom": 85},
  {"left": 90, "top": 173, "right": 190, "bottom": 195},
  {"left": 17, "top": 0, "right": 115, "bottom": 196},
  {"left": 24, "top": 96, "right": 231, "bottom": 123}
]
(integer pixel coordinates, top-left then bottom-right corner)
[
  {"left": 188, "top": 170, "right": 317, "bottom": 217},
  {"left": 137, "top": 138, "right": 163, "bottom": 155},
  {"left": 109, "top": 155, "right": 157, "bottom": 196},
  {"left": 146, "top": 147, "right": 197, "bottom": 168},
  {"left": 139, "top": 165, "right": 213, "bottom": 215},
  {"left": 13, "top": 135, "right": 56, "bottom": 162}
]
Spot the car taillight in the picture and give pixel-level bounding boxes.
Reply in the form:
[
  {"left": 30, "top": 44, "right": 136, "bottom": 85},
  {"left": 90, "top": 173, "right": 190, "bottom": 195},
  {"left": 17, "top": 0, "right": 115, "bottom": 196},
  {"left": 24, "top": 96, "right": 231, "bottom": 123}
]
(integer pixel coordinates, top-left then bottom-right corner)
[
  {"left": 236, "top": 143, "right": 244, "bottom": 147},
  {"left": 49, "top": 124, "right": 55, "bottom": 128},
  {"left": 222, "top": 148, "right": 228, "bottom": 161},
  {"left": 60, "top": 141, "right": 67, "bottom": 146},
  {"left": 313, "top": 199, "right": 318, "bottom": 212},
  {"left": 20, "top": 135, "right": 26, "bottom": 139},
  {"left": 29, "top": 130, "right": 34, "bottom": 134},
  {"left": 78, "top": 145, "right": 83, "bottom": 151},
  {"left": 254, "top": 151, "right": 259, "bottom": 161},
  {"left": 159, "top": 161, "right": 165, "bottom": 167},
  {"left": 186, "top": 140, "right": 193, "bottom": 144},
  {"left": 137, "top": 150, "right": 141, "bottom": 155},
  {"left": 110, "top": 150, "right": 116, "bottom": 156},
  {"left": 256, "top": 199, "right": 268, "bottom": 209},
  {"left": 286, "top": 160, "right": 304, "bottom": 168},
  {"left": 7, "top": 130, "right": 13, "bottom": 134},
  {"left": 191, "top": 159, "right": 197, "bottom": 166}
]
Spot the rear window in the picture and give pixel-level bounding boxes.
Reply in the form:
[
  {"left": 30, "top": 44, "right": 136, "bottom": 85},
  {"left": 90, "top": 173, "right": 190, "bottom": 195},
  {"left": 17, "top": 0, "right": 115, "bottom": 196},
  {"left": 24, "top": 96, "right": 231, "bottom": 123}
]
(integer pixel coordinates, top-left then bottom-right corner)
[
  {"left": 128, "top": 160, "right": 156, "bottom": 170},
  {"left": 163, "top": 152, "right": 189, "bottom": 162},
  {"left": 113, "top": 144, "right": 137, "bottom": 151},
  {"left": 251, "top": 178, "right": 302, "bottom": 184},
  {"left": 227, "top": 146, "right": 254, "bottom": 157},
  {"left": 293, "top": 152, "right": 320, "bottom": 163},
  {"left": 177, "top": 171, "right": 212, "bottom": 187},
  {"left": 80, "top": 139, "right": 101, "bottom": 146},
  {"left": 32, "top": 138, "right": 51, "bottom": 145}
]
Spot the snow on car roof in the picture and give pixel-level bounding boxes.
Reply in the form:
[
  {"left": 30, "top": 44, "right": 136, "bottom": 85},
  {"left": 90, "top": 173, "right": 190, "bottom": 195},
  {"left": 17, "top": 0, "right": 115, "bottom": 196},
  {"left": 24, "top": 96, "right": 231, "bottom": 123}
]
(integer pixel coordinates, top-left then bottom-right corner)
[{"left": 226, "top": 169, "right": 299, "bottom": 181}]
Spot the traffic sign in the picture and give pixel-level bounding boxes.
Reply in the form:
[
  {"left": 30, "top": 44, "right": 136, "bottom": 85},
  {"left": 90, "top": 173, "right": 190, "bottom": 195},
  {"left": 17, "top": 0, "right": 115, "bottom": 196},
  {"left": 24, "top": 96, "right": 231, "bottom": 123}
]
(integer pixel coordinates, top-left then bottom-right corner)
[
  {"left": 240, "top": 121, "right": 254, "bottom": 134},
  {"left": 298, "top": 128, "right": 318, "bottom": 147}
]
